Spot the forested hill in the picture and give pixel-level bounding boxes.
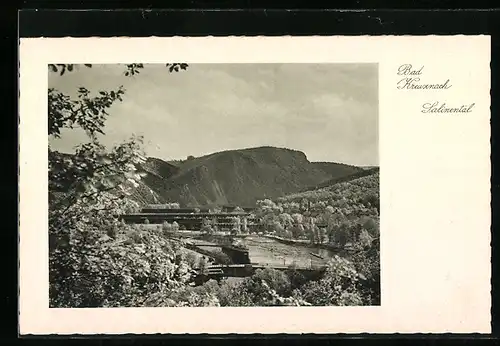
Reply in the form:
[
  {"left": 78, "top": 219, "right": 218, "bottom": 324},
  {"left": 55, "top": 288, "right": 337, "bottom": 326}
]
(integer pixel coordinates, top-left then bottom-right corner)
[
  {"left": 50, "top": 147, "right": 367, "bottom": 208},
  {"left": 131, "top": 146, "right": 364, "bottom": 207},
  {"left": 277, "top": 169, "right": 380, "bottom": 212},
  {"left": 310, "top": 161, "right": 364, "bottom": 179},
  {"left": 271, "top": 169, "right": 380, "bottom": 233},
  {"left": 301, "top": 167, "right": 380, "bottom": 192}
]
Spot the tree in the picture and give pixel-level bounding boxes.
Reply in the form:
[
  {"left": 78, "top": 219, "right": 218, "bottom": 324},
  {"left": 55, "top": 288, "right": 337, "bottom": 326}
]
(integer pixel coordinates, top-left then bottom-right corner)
[
  {"left": 273, "top": 221, "right": 285, "bottom": 237},
  {"left": 213, "top": 272, "right": 309, "bottom": 307},
  {"left": 325, "top": 205, "right": 334, "bottom": 214},
  {"left": 318, "top": 227, "right": 327, "bottom": 244},
  {"left": 291, "top": 213, "right": 304, "bottom": 224},
  {"left": 291, "top": 224, "right": 305, "bottom": 239},
  {"left": 358, "top": 229, "right": 373, "bottom": 249},
  {"left": 241, "top": 217, "right": 248, "bottom": 233},
  {"left": 201, "top": 218, "right": 214, "bottom": 234},
  {"left": 169, "top": 202, "right": 180, "bottom": 209},
  {"left": 256, "top": 199, "right": 279, "bottom": 214},
  {"left": 162, "top": 221, "right": 172, "bottom": 232},
  {"left": 350, "top": 237, "right": 380, "bottom": 305},
  {"left": 296, "top": 256, "right": 364, "bottom": 306},
  {"left": 361, "top": 216, "right": 379, "bottom": 238},
  {"left": 50, "top": 218, "right": 195, "bottom": 307},
  {"left": 279, "top": 213, "right": 293, "bottom": 230},
  {"left": 363, "top": 192, "right": 380, "bottom": 215},
  {"left": 48, "top": 63, "right": 190, "bottom": 307},
  {"left": 210, "top": 206, "right": 222, "bottom": 214},
  {"left": 256, "top": 199, "right": 283, "bottom": 233},
  {"left": 312, "top": 226, "right": 321, "bottom": 245},
  {"left": 171, "top": 221, "right": 180, "bottom": 232},
  {"left": 253, "top": 268, "right": 292, "bottom": 296},
  {"left": 300, "top": 198, "right": 309, "bottom": 211},
  {"left": 230, "top": 216, "right": 241, "bottom": 235}
]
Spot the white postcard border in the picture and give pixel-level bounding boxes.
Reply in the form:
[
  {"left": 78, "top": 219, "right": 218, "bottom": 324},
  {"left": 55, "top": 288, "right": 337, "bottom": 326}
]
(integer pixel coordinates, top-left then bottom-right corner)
[{"left": 19, "top": 36, "right": 491, "bottom": 334}]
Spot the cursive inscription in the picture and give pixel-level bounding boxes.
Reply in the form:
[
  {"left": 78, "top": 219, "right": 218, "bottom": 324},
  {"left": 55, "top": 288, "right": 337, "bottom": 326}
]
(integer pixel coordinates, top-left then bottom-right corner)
[
  {"left": 398, "top": 77, "right": 452, "bottom": 90},
  {"left": 396, "top": 64, "right": 474, "bottom": 114},
  {"left": 421, "top": 102, "right": 475, "bottom": 114},
  {"left": 397, "top": 64, "right": 424, "bottom": 76},
  {"left": 397, "top": 64, "right": 452, "bottom": 90}
]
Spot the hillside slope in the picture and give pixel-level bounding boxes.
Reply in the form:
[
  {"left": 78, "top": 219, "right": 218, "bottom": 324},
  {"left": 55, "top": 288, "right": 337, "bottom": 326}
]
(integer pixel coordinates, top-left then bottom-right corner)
[
  {"left": 152, "top": 146, "right": 335, "bottom": 207},
  {"left": 302, "top": 167, "right": 380, "bottom": 192},
  {"left": 279, "top": 170, "right": 379, "bottom": 208},
  {"left": 50, "top": 147, "right": 367, "bottom": 208},
  {"left": 311, "top": 162, "right": 364, "bottom": 180},
  {"left": 130, "top": 158, "right": 176, "bottom": 200},
  {"left": 137, "top": 147, "right": 363, "bottom": 207}
]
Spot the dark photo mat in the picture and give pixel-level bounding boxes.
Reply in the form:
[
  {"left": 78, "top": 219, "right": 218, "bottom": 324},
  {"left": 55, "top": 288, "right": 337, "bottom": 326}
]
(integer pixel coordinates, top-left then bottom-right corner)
[{"left": 12, "top": 8, "right": 499, "bottom": 342}]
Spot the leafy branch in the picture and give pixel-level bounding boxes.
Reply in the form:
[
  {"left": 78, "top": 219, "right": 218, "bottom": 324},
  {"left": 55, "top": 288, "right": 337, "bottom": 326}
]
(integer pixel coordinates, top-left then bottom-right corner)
[
  {"left": 48, "top": 63, "right": 189, "bottom": 77},
  {"left": 49, "top": 64, "right": 93, "bottom": 76},
  {"left": 48, "top": 62, "right": 194, "bottom": 308}
]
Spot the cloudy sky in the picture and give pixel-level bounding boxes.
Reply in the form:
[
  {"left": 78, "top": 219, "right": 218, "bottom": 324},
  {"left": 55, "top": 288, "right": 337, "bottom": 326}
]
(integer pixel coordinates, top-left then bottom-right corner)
[{"left": 49, "top": 63, "right": 378, "bottom": 166}]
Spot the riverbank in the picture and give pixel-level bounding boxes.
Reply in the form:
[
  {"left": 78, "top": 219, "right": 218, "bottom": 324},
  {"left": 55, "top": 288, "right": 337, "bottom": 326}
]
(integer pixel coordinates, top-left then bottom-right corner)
[{"left": 262, "top": 234, "right": 347, "bottom": 252}]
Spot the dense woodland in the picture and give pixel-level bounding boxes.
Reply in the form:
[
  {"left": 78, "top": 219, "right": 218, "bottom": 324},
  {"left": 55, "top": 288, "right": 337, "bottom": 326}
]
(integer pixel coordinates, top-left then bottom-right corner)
[
  {"left": 256, "top": 173, "right": 379, "bottom": 245},
  {"left": 48, "top": 64, "right": 380, "bottom": 307}
]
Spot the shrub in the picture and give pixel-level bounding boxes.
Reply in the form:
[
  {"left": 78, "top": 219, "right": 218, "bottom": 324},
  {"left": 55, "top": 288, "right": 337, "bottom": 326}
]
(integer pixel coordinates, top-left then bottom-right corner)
[
  {"left": 253, "top": 268, "right": 292, "bottom": 296},
  {"left": 295, "top": 255, "right": 365, "bottom": 306},
  {"left": 49, "top": 220, "right": 193, "bottom": 307},
  {"left": 350, "top": 238, "right": 380, "bottom": 305},
  {"left": 172, "top": 221, "right": 179, "bottom": 232},
  {"left": 184, "top": 251, "right": 199, "bottom": 268},
  {"left": 162, "top": 221, "right": 172, "bottom": 232}
]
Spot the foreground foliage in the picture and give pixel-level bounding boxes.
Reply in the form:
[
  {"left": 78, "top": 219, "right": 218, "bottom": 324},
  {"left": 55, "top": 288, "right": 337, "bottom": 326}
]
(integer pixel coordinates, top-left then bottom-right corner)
[
  {"left": 154, "top": 255, "right": 373, "bottom": 307},
  {"left": 48, "top": 64, "right": 195, "bottom": 307},
  {"left": 50, "top": 222, "right": 193, "bottom": 307}
]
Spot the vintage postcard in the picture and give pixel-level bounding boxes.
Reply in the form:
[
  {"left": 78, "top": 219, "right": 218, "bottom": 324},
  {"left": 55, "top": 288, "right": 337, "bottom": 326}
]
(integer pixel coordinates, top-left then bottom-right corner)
[{"left": 18, "top": 36, "right": 491, "bottom": 334}]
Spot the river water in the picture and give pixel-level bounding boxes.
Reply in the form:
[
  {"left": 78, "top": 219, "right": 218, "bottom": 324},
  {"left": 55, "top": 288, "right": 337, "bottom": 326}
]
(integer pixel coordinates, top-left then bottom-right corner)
[
  {"left": 242, "top": 236, "right": 336, "bottom": 268},
  {"left": 188, "top": 235, "right": 338, "bottom": 268}
]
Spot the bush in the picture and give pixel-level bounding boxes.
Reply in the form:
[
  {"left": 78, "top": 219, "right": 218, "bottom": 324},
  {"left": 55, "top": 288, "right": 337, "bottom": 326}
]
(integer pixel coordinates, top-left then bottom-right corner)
[
  {"left": 285, "top": 268, "right": 308, "bottom": 290},
  {"left": 350, "top": 238, "right": 380, "bottom": 305},
  {"left": 162, "top": 221, "right": 172, "bottom": 232},
  {"left": 49, "top": 220, "right": 193, "bottom": 307},
  {"left": 294, "top": 255, "right": 365, "bottom": 306},
  {"left": 184, "top": 251, "right": 199, "bottom": 268},
  {"left": 172, "top": 221, "right": 179, "bottom": 232},
  {"left": 253, "top": 268, "right": 292, "bottom": 296}
]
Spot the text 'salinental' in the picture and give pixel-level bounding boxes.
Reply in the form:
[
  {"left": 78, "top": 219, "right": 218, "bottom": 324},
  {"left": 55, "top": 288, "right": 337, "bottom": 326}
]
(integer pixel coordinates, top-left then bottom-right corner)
[{"left": 396, "top": 64, "right": 475, "bottom": 114}]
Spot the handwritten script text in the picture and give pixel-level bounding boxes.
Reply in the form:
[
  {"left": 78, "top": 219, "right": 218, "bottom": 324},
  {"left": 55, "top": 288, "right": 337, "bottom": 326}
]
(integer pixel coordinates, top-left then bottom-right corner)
[{"left": 395, "top": 64, "right": 474, "bottom": 114}]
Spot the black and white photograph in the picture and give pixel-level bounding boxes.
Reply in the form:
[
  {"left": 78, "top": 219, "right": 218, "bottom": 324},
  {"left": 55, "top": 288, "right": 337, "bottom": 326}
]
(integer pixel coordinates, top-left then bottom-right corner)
[
  {"left": 18, "top": 34, "right": 491, "bottom": 335},
  {"left": 48, "top": 62, "right": 380, "bottom": 308}
]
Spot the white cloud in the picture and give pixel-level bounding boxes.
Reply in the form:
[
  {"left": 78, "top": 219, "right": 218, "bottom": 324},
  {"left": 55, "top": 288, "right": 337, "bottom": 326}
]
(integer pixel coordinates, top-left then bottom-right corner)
[{"left": 49, "top": 63, "right": 378, "bottom": 166}]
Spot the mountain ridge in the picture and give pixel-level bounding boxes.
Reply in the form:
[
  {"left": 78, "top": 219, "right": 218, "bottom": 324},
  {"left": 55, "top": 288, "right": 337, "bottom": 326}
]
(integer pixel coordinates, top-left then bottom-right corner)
[
  {"left": 133, "top": 146, "right": 366, "bottom": 207},
  {"left": 50, "top": 146, "right": 370, "bottom": 208}
]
